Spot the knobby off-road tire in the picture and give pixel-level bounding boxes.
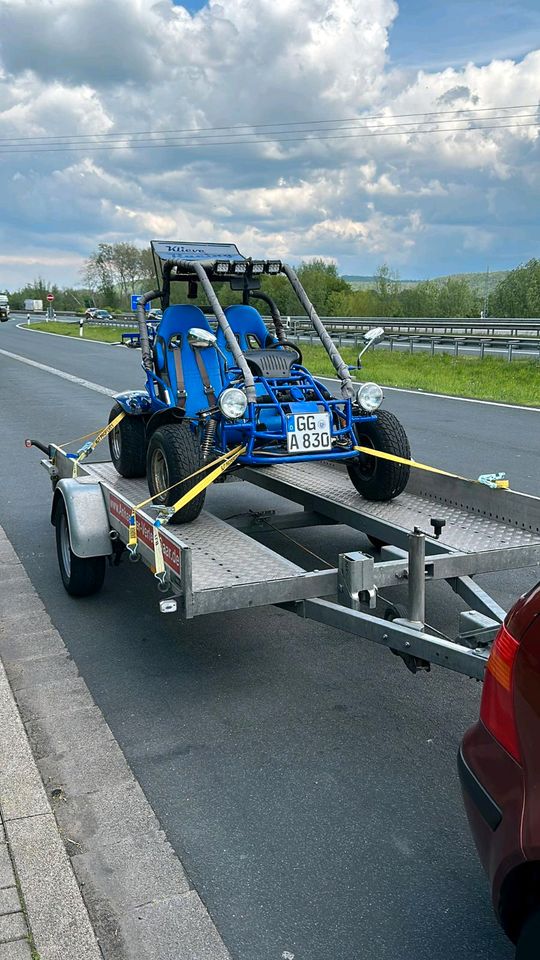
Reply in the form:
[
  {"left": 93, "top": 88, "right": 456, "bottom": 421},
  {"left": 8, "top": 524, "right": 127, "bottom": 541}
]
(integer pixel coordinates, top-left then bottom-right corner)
[
  {"left": 347, "top": 409, "right": 410, "bottom": 502},
  {"left": 108, "top": 405, "right": 146, "bottom": 478},
  {"left": 146, "top": 424, "right": 205, "bottom": 524},
  {"left": 55, "top": 501, "right": 106, "bottom": 597}
]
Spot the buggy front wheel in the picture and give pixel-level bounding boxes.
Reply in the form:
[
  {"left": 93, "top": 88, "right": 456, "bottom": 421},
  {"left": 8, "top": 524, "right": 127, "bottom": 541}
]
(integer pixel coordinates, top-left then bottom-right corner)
[
  {"left": 347, "top": 409, "right": 410, "bottom": 502},
  {"left": 146, "top": 424, "right": 206, "bottom": 524}
]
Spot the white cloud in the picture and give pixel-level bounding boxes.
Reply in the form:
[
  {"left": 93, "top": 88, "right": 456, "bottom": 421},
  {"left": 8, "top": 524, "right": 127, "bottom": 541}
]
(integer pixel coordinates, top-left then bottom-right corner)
[{"left": 0, "top": 0, "right": 538, "bottom": 287}]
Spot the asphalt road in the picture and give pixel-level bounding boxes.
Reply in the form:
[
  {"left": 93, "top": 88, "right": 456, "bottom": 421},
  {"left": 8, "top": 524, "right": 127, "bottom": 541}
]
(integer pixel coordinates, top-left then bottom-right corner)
[{"left": 1, "top": 316, "right": 539, "bottom": 960}]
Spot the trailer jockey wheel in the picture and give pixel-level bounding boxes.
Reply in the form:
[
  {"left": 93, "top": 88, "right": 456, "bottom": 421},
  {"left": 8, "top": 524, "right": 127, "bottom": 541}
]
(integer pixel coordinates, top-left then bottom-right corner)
[
  {"left": 55, "top": 501, "right": 106, "bottom": 597},
  {"left": 384, "top": 604, "right": 431, "bottom": 674},
  {"left": 347, "top": 410, "right": 410, "bottom": 502}
]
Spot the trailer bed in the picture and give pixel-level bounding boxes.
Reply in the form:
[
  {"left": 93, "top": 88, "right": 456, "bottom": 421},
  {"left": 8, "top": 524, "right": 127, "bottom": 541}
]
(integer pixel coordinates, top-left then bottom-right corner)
[{"left": 46, "top": 449, "right": 540, "bottom": 680}]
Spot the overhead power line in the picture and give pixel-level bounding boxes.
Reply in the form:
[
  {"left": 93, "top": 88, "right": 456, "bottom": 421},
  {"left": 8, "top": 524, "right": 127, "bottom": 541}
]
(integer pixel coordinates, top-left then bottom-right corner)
[
  {"left": 0, "top": 101, "right": 536, "bottom": 146},
  {"left": 0, "top": 121, "right": 535, "bottom": 156}
]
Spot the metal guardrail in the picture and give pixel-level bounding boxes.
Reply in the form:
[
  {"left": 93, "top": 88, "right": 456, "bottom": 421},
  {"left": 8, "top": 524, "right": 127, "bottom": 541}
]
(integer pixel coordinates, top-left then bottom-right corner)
[
  {"left": 287, "top": 315, "right": 540, "bottom": 338},
  {"left": 17, "top": 312, "right": 540, "bottom": 361}
]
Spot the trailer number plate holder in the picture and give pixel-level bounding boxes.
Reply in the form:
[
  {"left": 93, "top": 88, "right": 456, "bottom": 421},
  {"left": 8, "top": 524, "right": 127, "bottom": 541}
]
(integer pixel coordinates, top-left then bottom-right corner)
[{"left": 286, "top": 413, "right": 331, "bottom": 453}]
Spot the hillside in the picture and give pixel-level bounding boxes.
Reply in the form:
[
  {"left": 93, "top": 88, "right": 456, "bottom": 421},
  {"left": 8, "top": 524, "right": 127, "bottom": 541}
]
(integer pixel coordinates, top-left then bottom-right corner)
[{"left": 344, "top": 270, "right": 508, "bottom": 294}]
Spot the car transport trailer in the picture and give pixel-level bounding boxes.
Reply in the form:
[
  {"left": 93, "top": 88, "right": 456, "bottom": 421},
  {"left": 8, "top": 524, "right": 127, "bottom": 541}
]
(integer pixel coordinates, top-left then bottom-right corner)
[{"left": 32, "top": 441, "right": 540, "bottom": 683}]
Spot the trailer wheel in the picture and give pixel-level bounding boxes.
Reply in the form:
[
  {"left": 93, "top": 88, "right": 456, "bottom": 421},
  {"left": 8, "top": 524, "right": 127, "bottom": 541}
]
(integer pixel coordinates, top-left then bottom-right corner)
[
  {"left": 147, "top": 424, "right": 205, "bottom": 524},
  {"left": 108, "top": 405, "right": 146, "bottom": 478},
  {"left": 55, "top": 502, "right": 106, "bottom": 597},
  {"left": 347, "top": 409, "right": 410, "bottom": 502}
]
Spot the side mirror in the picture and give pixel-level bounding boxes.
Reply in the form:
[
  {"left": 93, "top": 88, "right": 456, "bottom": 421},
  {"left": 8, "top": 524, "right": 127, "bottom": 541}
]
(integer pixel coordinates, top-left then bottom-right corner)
[
  {"left": 357, "top": 326, "right": 385, "bottom": 366},
  {"left": 188, "top": 327, "right": 217, "bottom": 349},
  {"left": 363, "top": 326, "right": 385, "bottom": 345}
]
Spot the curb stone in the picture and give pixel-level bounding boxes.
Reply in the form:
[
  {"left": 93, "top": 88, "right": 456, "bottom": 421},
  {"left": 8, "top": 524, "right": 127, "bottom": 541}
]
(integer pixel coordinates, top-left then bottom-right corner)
[{"left": 0, "top": 523, "right": 233, "bottom": 959}]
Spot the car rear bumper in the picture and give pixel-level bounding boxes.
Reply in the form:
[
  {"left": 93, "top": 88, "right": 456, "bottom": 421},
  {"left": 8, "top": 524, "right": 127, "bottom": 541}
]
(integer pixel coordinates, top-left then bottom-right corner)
[
  {"left": 458, "top": 746, "right": 502, "bottom": 831},
  {"left": 459, "top": 722, "right": 525, "bottom": 914}
]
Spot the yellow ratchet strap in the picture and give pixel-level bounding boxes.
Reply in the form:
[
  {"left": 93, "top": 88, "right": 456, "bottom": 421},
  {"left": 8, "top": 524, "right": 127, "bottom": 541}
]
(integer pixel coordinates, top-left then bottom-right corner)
[
  {"left": 71, "top": 412, "right": 125, "bottom": 477},
  {"left": 354, "top": 446, "right": 509, "bottom": 488},
  {"left": 127, "top": 445, "right": 246, "bottom": 571}
]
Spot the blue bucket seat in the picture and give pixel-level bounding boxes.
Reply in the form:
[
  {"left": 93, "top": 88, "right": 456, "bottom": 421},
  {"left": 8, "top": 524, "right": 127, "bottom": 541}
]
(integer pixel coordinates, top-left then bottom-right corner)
[{"left": 153, "top": 305, "right": 224, "bottom": 417}]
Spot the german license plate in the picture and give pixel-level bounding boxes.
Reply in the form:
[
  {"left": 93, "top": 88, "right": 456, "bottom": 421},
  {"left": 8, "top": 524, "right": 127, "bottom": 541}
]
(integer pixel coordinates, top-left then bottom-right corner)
[{"left": 286, "top": 412, "right": 331, "bottom": 453}]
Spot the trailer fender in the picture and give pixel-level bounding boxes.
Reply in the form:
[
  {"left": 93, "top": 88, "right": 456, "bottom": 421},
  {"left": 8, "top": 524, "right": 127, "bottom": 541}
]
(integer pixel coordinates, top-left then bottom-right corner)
[
  {"left": 112, "top": 391, "right": 152, "bottom": 416},
  {"left": 51, "top": 479, "right": 112, "bottom": 558}
]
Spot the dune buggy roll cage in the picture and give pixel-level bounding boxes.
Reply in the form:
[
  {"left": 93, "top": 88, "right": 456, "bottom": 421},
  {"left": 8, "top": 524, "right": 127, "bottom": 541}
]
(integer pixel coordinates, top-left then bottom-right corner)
[{"left": 136, "top": 242, "right": 355, "bottom": 404}]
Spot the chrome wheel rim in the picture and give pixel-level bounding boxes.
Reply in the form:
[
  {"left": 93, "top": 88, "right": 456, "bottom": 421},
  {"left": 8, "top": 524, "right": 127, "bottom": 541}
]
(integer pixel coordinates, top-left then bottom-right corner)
[
  {"left": 59, "top": 513, "right": 71, "bottom": 578},
  {"left": 111, "top": 424, "right": 121, "bottom": 461},
  {"left": 151, "top": 448, "right": 169, "bottom": 501}
]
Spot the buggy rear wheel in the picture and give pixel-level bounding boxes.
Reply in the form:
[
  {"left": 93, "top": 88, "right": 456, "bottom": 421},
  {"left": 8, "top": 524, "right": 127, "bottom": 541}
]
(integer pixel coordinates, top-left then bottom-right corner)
[
  {"left": 347, "top": 409, "right": 410, "bottom": 502},
  {"left": 146, "top": 424, "right": 206, "bottom": 524},
  {"left": 108, "top": 405, "right": 146, "bottom": 478}
]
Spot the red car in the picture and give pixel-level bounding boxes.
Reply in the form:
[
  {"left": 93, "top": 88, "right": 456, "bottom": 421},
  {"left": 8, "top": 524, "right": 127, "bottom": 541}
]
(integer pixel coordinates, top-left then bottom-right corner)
[{"left": 459, "top": 580, "right": 540, "bottom": 958}]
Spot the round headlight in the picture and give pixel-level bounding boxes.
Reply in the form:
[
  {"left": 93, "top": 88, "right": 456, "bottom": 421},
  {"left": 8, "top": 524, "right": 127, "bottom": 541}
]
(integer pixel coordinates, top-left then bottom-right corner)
[
  {"left": 357, "top": 381, "right": 383, "bottom": 412},
  {"left": 218, "top": 387, "right": 248, "bottom": 420}
]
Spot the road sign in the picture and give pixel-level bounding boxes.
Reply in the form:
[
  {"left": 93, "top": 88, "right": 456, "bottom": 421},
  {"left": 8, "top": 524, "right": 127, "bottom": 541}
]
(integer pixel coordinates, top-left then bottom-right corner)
[
  {"left": 46, "top": 294, "right": 54, "bottom": 302},
  {"left": 131, "top": 294, "right": 149, "bottom": 312}
]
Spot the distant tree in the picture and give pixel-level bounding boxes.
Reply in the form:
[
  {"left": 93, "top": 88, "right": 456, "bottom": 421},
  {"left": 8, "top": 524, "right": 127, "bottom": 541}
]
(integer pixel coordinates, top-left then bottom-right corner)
[
  {"left": 373, "top": 264, "right": 400, "bottom": 316},
  {"left": 436, "top": 277, "right": 479, "bottom": 317},
  {"left": 489, "top": 259, "right": 540, "bottom": 317},
  {"left": 396, "top": 280, "right": 440, "bottom": 318}
]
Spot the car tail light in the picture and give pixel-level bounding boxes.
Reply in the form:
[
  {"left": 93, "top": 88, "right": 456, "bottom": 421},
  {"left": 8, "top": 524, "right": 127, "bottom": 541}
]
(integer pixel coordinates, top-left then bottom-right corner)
[{"left": 480, "top": 623, "right": 521, "bottom": 762}]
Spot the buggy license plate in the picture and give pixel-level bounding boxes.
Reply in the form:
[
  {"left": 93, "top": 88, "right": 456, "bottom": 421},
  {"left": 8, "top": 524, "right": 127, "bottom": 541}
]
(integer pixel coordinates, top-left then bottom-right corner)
[{"left": 286, "top": 412, "right": 331, "bottom": 453}]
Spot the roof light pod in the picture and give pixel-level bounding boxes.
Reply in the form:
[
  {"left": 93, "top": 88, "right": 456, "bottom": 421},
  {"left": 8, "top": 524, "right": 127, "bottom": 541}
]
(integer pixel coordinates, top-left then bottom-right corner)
[
  {"left": 233, "top": 261, "right": 247, "bottom": 274},
  {"left": 250, "top": 261, "right": 265, "bottom": 275},
  {"left": 266, "top": 261, "right": 282, "bottom": 274},
  {"left": 215, "top": 261, "right": 230, "bottom": 274}
]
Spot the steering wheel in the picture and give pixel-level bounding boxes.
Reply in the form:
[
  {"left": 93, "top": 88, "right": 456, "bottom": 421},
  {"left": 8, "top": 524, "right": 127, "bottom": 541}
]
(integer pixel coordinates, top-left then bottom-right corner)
[{"left": 267, "top": 339, "right": 303, "bottom": 364}]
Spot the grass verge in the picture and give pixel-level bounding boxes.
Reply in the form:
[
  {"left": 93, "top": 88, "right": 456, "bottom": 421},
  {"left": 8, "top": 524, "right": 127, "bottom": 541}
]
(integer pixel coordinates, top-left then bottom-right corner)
[
  {"left": 300, "top": 344, "right": 540, "bottom": 407},
  {"left": 26, "top": 322, "right": 540, "bottom": 407},
  {"left": 28, "top": 321, "right": 125, "bottom": 343}
]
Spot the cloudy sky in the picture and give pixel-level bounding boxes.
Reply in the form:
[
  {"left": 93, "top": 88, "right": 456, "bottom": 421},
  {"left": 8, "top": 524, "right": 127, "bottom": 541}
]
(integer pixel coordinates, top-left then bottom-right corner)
[{"left": 0, "top": 0, "right": 538, "bottom": 288}]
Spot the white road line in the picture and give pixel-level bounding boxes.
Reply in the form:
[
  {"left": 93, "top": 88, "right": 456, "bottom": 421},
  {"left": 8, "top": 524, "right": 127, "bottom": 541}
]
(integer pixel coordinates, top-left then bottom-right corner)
[
  {"left": 320, "top": 376, "right": 540, "bottom": 413},
  {"left": 0, "top": 347, "right": 116, "bottom": 397},
  {"left": 4, "top": 334, "right": 537, "bottom": 414}
]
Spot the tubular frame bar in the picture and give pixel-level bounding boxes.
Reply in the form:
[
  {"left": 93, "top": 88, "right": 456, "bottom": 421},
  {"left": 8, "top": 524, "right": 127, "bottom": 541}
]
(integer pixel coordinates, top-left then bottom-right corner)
[
  {"left": 298, "top": 598, "right": 488, "bottom": 680},
  {"left": 281, "top": 263, "right": 355, "bottom": 399},
  {"left": 163, "top": 259, "right": 257, "bottom": 403}
]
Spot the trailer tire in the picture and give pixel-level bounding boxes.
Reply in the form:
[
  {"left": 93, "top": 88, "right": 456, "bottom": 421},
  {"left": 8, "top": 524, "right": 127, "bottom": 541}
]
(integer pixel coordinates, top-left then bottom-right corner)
[
  {"left": 147, "top": 424, "right": 206, "bottom": 524},
  {"left": 108, "top": 405, "right": 146, "bottom": 478},
  {"left": 55, "top": 502, "right": 106, "bottom": 597},
  {"left": 347, "top": 409, "right": 410, "bottom": 502}
]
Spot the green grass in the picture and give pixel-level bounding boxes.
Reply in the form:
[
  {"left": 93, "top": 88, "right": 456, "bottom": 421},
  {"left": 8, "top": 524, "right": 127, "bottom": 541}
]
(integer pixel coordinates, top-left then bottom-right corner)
[
  {"left": 301, "top": 344, "right": 540, "bottom": 407},
  {"left": 28, "top": 321, "right": 125, "bottom": 343},
  {"left": 26, "top": 322, "right": 540, "bottom": 407}
]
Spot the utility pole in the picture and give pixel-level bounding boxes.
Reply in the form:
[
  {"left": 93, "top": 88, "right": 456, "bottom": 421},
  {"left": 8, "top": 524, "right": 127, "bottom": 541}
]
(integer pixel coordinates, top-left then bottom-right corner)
[{"left": 482, "top": 265, "right": 490, "bottom": 320}]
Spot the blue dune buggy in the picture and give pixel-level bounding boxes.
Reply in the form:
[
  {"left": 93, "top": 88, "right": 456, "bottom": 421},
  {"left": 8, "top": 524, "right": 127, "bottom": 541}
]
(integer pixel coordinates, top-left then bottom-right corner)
[{"left": 108, "top": 241, "right": 410, "bottom": 523}]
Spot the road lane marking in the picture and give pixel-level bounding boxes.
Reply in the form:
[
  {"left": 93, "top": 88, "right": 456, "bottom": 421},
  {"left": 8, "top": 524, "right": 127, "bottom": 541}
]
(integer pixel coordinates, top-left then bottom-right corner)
[
  {"left": 0, "top": 347, "right": 116, "bottom": 397},
  {"left": 4, "top": 335, "right": 538, "bottom": 414},
  {"left": 320, "top": 377, "right": 540, "bottom": 413}
]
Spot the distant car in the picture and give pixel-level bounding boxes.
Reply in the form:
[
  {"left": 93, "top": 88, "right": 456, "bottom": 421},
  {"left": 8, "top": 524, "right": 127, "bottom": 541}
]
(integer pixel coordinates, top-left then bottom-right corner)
[
  {"left": 459, "top": 580, "right": 540, "bottom": 958},
  {"left": 148, "top": 308, "right": 163, "bottom": 321},
  {"left": 87, "top": 309, "right": 113, "bottom": 322}
]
